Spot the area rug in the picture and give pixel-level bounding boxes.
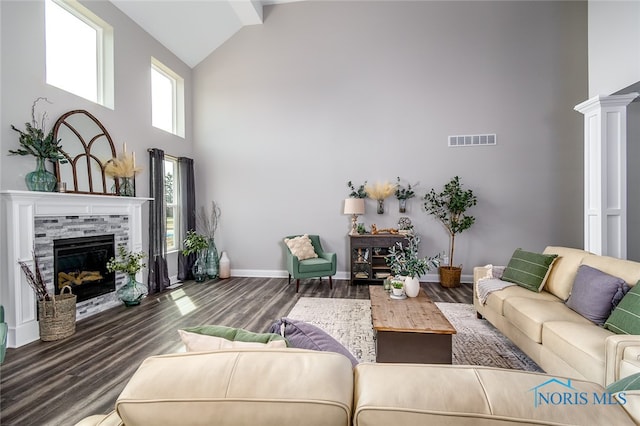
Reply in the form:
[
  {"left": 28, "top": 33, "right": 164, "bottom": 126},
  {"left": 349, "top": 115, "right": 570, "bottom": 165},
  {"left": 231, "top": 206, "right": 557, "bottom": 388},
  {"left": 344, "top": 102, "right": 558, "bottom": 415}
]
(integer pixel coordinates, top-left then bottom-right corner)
[{"left": 287, "top": 297, "right": 542, "bottom": 372}]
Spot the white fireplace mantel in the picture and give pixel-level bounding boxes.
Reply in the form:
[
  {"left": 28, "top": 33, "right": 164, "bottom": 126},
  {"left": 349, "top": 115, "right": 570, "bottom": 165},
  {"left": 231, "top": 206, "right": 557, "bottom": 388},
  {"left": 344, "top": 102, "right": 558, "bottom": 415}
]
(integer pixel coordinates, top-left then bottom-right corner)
[{"left": 1, "top": 190, "right": 152, "bottom": 347}]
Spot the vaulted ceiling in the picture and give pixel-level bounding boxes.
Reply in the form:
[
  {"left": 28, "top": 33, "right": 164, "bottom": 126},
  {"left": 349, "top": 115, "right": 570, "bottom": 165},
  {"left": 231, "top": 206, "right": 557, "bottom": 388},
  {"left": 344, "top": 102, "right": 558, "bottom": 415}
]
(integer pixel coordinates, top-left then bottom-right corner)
[{"left": 110, "top": 0, "right": 290, "bottom": 68}]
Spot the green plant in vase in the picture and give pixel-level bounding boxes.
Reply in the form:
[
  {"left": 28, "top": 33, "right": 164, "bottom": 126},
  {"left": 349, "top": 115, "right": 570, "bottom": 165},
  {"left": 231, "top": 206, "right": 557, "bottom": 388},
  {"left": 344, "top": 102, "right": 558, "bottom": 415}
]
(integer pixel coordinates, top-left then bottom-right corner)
[
  {"left": 395, "top": 177, "right": 417, "bottom": 213},
  {"left": 8, "top": 97, "right": 68, "bottom": 192},
  {"left": 106, "top": 245, "right": 147, "bottom": 306},
  {"left": 347, "top": 180, "right": 368, "bottom": 199},
  {"left": 182, "top": 230, "right": 209, "bottom": 282},
  {"left": 385, "top": 234, "right": 440, "bottom": 297}
]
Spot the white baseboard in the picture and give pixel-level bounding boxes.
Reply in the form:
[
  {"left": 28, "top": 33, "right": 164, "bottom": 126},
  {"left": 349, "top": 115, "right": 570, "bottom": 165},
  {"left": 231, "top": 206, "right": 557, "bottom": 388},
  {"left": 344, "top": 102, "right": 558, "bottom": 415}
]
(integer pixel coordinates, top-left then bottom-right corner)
[{"left": 229, "top": 269, "right": 473, "bottom": 284}]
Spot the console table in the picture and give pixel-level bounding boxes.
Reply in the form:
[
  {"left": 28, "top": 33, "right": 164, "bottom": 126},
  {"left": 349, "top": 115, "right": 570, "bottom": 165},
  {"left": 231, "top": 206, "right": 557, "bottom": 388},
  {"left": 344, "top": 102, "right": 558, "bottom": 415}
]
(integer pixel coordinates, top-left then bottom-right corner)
[{"left": 349, "top": 234, "right": 407, "bottom": 284}]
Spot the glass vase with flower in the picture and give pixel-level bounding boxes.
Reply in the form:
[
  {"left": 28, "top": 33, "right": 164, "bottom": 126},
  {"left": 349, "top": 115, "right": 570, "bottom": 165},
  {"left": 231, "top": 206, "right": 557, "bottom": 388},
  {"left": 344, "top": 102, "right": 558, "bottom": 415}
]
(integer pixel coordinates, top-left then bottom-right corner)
[
  {"left": 107, "top": 244, "right": 147, "bottom": 306},
  {"left": 104, "top": 146, "right": 141, "bottom": 196}
]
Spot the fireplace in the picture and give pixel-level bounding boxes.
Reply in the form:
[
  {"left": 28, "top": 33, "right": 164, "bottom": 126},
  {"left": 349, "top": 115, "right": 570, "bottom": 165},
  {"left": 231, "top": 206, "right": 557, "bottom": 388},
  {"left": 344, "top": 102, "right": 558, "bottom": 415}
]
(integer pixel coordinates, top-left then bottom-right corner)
[{"left": 53, "top": 235, "right": 116, "bottom": 303}]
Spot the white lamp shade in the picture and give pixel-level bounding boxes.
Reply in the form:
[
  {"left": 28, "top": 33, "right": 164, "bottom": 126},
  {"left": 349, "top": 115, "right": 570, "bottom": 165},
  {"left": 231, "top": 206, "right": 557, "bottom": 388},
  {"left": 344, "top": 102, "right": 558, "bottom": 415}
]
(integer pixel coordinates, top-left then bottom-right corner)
[{"left": 344, "top": 198, "right": 365, "bottom": 215}]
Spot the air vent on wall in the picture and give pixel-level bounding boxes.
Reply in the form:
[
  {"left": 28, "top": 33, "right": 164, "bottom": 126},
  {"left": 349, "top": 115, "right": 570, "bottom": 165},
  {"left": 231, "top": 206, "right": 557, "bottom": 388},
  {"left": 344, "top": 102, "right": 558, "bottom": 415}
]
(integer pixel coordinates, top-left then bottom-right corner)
[{"left": 448, "top": 134, "right": 496, "bottom": 147}]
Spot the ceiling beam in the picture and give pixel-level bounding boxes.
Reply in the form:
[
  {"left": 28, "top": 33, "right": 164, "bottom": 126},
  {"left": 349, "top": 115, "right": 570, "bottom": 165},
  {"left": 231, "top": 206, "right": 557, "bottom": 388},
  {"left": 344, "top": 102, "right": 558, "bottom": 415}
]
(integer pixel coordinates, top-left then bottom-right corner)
[{"left": 230, "top": 0, "right": 263, "bottom": 25}]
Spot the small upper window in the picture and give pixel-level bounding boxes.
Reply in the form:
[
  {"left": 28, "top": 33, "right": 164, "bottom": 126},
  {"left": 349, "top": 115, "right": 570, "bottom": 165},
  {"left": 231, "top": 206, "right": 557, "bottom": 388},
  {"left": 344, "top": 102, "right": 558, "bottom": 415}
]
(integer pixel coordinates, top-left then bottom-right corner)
[
  {"left": 45, "top": 0, "right": 114, "bottom": 108},
  {"left": 151, "top": 59, "right": 185, "bottom": 137}
]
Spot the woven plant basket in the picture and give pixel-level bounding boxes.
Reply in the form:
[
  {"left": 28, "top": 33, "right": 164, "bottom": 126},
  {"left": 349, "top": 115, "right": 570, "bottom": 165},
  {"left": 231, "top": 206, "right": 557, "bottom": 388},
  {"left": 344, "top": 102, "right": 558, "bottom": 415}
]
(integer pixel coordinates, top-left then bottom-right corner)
[
  {"left": 38, "top": 286, "right": 76, "bottom": 341},
  {"left": 439, "top": 266, "right": 462, "bottom": 288}
]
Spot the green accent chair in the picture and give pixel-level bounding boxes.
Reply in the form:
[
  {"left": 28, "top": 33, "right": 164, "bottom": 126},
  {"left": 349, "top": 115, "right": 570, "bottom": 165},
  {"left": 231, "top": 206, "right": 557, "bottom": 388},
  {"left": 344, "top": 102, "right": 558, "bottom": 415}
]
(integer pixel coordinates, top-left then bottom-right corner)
[
  {"left": 1, "top": 305, "right": 8, "bottom": 364},
  {"left": 284, "top": 235, "right": 337, "bottom": 293}
]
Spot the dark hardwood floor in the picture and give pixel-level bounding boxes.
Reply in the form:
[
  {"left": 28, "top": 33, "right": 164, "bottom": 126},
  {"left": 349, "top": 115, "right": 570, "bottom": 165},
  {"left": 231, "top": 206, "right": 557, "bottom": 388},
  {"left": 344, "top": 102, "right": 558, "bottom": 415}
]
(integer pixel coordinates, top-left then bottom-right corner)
[{"left": 0, "top": 277, "right": 472, "bottom": 426}]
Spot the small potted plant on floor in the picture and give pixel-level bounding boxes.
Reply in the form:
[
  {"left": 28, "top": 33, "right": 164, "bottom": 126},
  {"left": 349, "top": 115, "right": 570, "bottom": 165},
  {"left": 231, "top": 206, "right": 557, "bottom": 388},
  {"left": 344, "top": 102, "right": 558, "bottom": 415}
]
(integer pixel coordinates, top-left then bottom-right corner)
[
  {"left": 423, "top": 176, "right": 477, "bottom": 288},
  {"left": 385, "top": 234, "right": 441, "bottom": 297},
  {"left": 107, "top": 244, "right": 147, "bottom": 306},
  {"left": 182, "top": 230, "right": 209, "bottom": 282}
]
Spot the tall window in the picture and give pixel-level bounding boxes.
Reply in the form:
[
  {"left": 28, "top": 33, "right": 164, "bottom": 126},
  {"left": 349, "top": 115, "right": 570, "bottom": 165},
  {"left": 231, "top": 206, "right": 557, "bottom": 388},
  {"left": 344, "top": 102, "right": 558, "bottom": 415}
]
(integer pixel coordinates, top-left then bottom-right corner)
[
  {"left": 45, "top": 0, "right": 114, "bottom": 108},
  {"left": 151, "top": 58, "right": 185, "bottom": 137},
  {"left": 164, "top": 157, "right": 179, "bottom": 251}
]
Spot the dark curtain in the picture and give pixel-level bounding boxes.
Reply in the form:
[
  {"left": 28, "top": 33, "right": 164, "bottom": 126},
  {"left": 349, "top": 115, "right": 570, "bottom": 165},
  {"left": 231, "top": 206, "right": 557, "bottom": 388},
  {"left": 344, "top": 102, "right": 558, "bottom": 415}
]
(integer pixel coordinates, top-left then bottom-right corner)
[
  {"left": 177, "top": 157, "right": 196, "bottom": 281},
  {"left": 148, "top": 148, "right": 170, "bottom": 294}
]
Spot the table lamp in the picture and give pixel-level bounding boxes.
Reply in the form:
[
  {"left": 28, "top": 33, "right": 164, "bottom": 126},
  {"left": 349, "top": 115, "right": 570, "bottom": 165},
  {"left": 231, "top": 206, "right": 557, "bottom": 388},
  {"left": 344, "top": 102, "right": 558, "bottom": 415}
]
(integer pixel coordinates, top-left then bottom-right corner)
[{"left": 343, "top": 198, "right": 365, "bottom": 235}]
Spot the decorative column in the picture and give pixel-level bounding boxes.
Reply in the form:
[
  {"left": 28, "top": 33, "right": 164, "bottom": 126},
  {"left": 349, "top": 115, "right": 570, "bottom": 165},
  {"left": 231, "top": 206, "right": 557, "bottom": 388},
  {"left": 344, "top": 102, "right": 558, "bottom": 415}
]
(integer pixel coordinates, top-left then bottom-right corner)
[{"left": 574, "top": 93, "right": 638, "bottom": 258}]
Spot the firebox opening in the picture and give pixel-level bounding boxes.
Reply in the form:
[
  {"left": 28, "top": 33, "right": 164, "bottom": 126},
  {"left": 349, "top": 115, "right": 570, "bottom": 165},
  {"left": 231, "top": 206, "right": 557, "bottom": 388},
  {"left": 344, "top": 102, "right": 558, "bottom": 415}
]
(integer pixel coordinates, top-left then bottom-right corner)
[{"left": 53, "top": 235, "right": 116, "bottom": 303}]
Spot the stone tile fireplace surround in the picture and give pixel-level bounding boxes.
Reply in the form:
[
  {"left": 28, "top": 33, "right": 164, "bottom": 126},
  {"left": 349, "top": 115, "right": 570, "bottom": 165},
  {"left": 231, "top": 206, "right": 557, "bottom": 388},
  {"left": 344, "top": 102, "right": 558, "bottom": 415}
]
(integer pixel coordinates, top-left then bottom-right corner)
[{"left": 1, "top": 190, "right": 150, "bottom": 348}]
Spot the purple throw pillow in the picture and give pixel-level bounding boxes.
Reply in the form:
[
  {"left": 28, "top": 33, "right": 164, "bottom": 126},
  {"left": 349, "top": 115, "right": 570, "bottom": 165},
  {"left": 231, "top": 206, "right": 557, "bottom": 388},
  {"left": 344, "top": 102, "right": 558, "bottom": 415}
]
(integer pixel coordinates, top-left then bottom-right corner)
[
  {"left": 269, "top": 318, "right": 358, "bottom": 367},
  {"left": 565, "top": 265, "right": 630, "bottom": 325}
]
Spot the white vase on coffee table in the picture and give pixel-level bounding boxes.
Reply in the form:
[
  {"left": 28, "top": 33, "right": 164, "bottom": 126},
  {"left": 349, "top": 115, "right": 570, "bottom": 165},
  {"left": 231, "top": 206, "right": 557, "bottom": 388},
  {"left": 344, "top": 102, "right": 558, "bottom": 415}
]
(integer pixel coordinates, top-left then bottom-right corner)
[{"left": 404, "top": 276, "right": 420, "bottom": 298}]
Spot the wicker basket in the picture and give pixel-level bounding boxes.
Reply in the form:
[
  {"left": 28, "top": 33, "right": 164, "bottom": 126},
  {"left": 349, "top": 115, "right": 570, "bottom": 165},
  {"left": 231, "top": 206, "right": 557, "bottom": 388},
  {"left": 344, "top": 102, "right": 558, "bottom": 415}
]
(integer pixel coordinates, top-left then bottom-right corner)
[
  {"left": 439, "top": 266, "right": 462, "bottom": 288},
  {"left": 38, "top": 286, "right": 77, "bottom": 341}
]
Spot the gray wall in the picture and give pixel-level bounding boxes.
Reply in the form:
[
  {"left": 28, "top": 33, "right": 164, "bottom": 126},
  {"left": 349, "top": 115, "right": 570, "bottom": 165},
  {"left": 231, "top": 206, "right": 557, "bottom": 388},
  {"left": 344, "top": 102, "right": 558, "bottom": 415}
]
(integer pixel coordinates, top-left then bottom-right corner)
[
  {"left": 0, "top": 0, "right": 194, "bottom": 281},
  {"left": 193, "top": 1, "right": 588, "bottom": 281}
]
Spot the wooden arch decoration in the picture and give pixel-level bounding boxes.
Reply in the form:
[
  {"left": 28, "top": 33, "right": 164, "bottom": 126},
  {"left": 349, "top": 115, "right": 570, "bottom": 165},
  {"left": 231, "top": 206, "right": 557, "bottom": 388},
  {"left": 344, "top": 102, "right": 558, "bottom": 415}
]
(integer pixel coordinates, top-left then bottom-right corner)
[{"left": 53, "top": 110, "right": 119, "bottom": 195}]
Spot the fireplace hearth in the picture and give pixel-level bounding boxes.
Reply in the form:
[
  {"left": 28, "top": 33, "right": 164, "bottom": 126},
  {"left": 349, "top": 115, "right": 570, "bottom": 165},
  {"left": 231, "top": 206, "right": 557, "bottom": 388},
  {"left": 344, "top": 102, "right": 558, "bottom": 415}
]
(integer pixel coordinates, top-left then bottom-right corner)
[{"left": 54, "top": 235, "right": 116, "bottom": 303}]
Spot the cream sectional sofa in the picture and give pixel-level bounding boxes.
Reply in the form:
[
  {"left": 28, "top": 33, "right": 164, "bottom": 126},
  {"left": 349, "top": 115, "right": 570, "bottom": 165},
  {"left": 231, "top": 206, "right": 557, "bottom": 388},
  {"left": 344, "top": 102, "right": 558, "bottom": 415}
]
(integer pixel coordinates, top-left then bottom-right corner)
[
  {"left": 474, "top": 246, "right": 640, "bottom": 388},
  {"left": 76, "top": 348, "right": 638, "bottom": 426}
]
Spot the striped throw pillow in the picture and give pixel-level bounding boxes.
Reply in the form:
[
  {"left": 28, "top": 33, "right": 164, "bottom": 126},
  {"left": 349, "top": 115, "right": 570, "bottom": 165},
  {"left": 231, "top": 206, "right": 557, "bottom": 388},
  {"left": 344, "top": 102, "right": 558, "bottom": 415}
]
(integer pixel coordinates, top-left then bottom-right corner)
[
  {"left": 605, "top": 282, "right": 640, "bottom": 334},
  {"left": 607, "top": 372, "right": 640, "bottom": 393},
  {"left": 501, "top": 248, "right": 558, "bottom": 292}
]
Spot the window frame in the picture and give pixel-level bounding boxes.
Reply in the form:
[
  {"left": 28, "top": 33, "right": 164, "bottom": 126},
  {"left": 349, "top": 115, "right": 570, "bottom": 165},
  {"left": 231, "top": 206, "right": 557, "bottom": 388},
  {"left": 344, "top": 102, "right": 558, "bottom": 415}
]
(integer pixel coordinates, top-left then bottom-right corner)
[
  {"left": 164, "top": 155, "right": 179, "bottom": 253},
  {"left": 151, "top": 58, "right": 185, "bottom": 138},
  {"left": 45, "top": 0, "right": 114, "bottom": 108}
]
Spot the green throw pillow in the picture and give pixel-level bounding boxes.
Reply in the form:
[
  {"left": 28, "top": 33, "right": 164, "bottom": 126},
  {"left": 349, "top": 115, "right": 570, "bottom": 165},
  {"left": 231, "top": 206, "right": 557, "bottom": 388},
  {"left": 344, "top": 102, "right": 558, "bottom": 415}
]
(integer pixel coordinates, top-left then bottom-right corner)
[
  {"left": 501, "top": 248, "right": 558, "bottom": 292},
  {"left": 607, "top": 372, "right": 640, "bottom": 393},
  {"left": 182, "top": 325, "right": 286, "bottom": 344},
  {"left": 605, "top": 282, "right": 640, "bottom": 334}
]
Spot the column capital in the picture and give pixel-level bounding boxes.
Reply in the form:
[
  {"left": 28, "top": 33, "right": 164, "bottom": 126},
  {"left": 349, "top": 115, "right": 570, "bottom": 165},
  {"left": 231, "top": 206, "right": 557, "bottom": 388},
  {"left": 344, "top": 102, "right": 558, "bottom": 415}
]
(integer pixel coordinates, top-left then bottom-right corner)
[{"left": 574, "top": 93, "right": 639, "bottom": 114}]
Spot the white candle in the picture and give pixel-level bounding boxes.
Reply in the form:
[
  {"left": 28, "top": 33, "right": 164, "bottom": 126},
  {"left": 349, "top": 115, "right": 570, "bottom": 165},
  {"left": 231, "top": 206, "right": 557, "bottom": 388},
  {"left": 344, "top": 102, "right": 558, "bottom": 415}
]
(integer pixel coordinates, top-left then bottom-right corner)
[
  {"left": 132, "top": 151, "right": 136, "bottom": 168},
  {"left": 123, "top": 142, "right": 127, "bottom": 153}
]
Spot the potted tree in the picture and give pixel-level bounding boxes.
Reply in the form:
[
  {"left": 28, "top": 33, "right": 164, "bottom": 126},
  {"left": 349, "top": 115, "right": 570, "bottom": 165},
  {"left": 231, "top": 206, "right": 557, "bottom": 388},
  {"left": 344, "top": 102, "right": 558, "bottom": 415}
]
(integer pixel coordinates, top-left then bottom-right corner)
[
  {"left": 423, "top": 176, "right": 477, "bottom": 288},
  {"left": 385, "top": 234, "right": 440, "bottom": 297}
]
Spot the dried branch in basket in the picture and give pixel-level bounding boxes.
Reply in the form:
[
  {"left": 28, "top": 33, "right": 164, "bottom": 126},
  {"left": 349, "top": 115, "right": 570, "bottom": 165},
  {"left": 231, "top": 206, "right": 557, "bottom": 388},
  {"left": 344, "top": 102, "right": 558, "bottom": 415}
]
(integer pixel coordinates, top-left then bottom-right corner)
[{"left": 18, "top": 253, "right": 51, "bottom": 301}]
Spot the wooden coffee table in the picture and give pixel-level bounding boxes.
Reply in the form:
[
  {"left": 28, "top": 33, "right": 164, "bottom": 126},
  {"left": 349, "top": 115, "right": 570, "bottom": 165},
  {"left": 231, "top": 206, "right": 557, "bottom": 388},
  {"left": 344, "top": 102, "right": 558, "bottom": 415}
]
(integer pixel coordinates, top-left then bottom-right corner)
[{"left": 369, "top": 285, "right": 456, "bottom": 363}]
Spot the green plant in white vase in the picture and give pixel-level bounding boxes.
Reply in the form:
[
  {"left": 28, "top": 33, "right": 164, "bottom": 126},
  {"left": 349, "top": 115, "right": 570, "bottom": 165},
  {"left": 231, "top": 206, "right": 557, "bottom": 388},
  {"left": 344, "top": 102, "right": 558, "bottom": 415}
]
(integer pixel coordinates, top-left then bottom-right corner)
[{"left": 385, "top": 234, "right": 440, "bottom": 297}]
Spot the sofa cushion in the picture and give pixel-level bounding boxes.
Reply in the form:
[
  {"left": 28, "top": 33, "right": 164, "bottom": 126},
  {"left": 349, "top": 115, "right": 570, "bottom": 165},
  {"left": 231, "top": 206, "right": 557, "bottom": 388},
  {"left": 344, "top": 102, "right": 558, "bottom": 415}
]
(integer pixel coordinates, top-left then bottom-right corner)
[
  {"left": 115, "top": 349, "right": 354, "bottom": 426},
  {"left": 284, "top": 234, "right": 318, "bottom": 260},
  {"left": 502, "top": 248, "right": 558, "bottom": 292},
  {"left": 582, "top": 255, "right": 640, "bottom": 286},
  {"left": 269, "top": 318, "right": 359, "bottom": 367},
  {"left": 542, "top": 321, "right": 612, "bottom": 384},
  {"left": 565, "top": 265, "right": 629, "bottom": 325},
  {"left": 605, "top": 282, "right": 640, "bottom": 335},
  {"left": 503, "top": 297, "right": 591, "bottom": 343},
  {"left": 542, "top": 246, "right": 591, "bottom": 300},
  {"left": 298, "top": 257, "right": 333, "bottom": 273},
  {"left": 178, "top": 330, "right": 287, "bottom": 352},
  {"left": 485, "top": 285, "right": 561, "bottom": 316},
  {"left": 354, "top": 364, "right": 634, "bottom": 426}
]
